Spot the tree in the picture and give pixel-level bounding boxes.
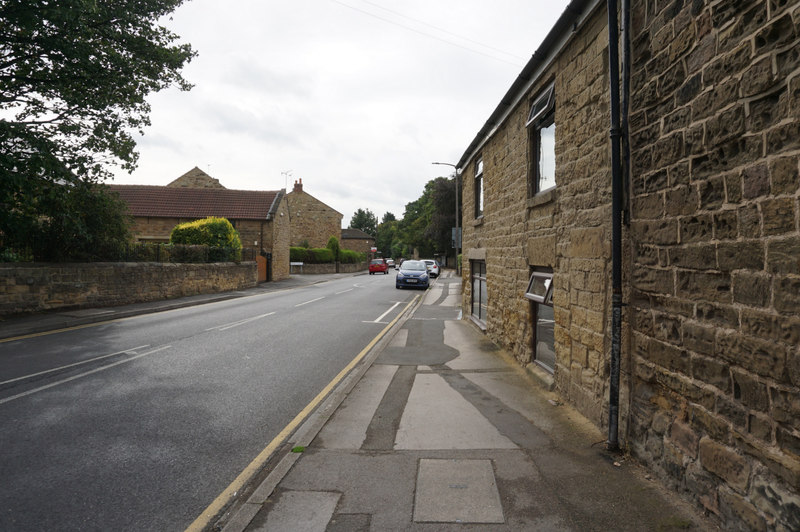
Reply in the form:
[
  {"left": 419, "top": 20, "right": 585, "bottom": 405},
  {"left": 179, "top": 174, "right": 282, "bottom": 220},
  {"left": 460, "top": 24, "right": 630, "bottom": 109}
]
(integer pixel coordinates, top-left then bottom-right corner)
[
  {"left": 30, "top": 182, "right": 133, "bottom": 262},
  {"left": 349, "top": 208, "right": 378, "bottom": 237},
  {"left": 375, "top": 218, "right": 397, "bottom": 258},
  {"left": 393, "top": 177, "right": 455, "bottom": 259},
  {"left": 1, "top": 0, "right": 195, "bottom": 259},
  {"left": 381, "top": 212, "right": 396, "bottom": 224},
  {"left": 326, "top": 236, "right": 340, "bottom": 262},
  {"left": 424, "top": 177, "right": 456, "bottom": 253}
]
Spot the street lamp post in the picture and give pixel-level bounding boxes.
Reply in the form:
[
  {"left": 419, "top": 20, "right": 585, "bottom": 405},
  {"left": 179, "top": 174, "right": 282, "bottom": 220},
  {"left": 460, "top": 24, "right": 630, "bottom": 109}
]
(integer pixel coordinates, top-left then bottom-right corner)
[{"left": 432, "top": 162, "right": 461, "bottom": 275}]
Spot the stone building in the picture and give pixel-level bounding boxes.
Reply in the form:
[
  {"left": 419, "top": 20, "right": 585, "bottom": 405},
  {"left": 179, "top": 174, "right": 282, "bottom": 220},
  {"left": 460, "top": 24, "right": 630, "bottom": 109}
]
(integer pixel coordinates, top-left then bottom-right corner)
[
  {"left": 341, "top": 228, "right": 376, "bottom": 255},
  {"left": 285, "top": 179, "right": 343, "bottom": 248},
  {"left": 110, "top": 168, "right": 291, "bottom": 281},
  {"left": 456, "top": 0, "right": 800, "bottom": 529}
]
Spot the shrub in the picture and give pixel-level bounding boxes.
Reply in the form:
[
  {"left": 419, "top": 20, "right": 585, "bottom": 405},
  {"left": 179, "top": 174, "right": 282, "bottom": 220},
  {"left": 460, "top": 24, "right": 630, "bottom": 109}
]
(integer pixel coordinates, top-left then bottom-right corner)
[
  {"left": 308, "top": 247, "right": 334, "bottom": 263},
  {"left": 170, "top": 217, "right": 242, "bottom": 262},
  {"left": 339, "top": 249, "right": 365, "bottom": 263},
  {"left": 289, "top": 246, "right": 337, "bottom": 263},
  {"left": 326, "top": 236, "right": 340, "bottom": 261}
]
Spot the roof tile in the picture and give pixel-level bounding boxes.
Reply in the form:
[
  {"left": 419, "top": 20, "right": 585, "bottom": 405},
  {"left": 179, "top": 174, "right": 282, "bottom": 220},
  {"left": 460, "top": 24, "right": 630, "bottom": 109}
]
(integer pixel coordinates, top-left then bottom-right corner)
[{"left": 109, "top": 185, "right": 279, "bottom": 220}]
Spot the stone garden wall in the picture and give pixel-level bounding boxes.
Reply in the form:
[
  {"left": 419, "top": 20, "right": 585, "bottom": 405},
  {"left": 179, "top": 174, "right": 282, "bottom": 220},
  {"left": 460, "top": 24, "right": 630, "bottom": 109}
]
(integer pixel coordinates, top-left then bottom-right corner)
[{"left": 0, "top": 262, "right": 257, "bottom": 317}]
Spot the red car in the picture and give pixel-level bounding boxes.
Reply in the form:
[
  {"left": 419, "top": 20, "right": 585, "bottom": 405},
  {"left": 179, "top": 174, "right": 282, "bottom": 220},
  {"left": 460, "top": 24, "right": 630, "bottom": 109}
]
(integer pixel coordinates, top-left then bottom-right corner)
[{"left": 369, "top": 258, "right": 388, "bottom": 275}]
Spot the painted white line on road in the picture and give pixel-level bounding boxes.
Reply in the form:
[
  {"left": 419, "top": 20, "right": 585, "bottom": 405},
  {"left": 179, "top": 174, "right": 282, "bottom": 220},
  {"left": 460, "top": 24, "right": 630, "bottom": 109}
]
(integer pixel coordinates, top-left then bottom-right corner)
[
  {"left": 206, "top": 312, "right": 276, "bottom": 332},
  {"left": 295, "top": 297, "right": 324, "bottom": 307},
  {"left": 370, "top": 302, "right": 401, "bottom": 324},
  {"left": 0, "top": 345, "right": 150, "bottom": 387},
  {"left": 336, "top": 289, "right": 353, "bottom": 294},
  {"left": 0, "top": 346, "right": 172, "bottom": 406}
]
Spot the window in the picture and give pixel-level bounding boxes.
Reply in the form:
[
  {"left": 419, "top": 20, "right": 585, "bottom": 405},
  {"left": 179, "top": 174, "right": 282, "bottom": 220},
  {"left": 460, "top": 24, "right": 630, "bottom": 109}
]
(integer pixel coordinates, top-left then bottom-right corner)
[
  {"left": 524, "top": 269, "right": 554, "bottom": 372},
  {"left": 527, "top": 83, "right": 556, "bottom": 196},
  {"left": 474, "top": 157, "right": 484, "bottom": 218},
  {"left": 470, "top": 260, "right": 487, "bottom": 326}
]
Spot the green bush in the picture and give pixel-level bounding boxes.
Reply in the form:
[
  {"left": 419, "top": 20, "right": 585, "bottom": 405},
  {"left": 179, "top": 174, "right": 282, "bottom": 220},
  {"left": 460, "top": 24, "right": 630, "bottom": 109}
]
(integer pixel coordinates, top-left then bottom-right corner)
[
  {"left": 308, "top": 248, "right": 333, "bottom": 263},
  {"left": 288, "top": 246, "right": 337, "bottom": 263},
  {"left": 290, "top": 247, "right": 309, "bottom": 262},
  {"left": 339, "top": 249, "right": 365, "bottom": 263},
  {"left": 170, "top": 217, "right": 242, "bottom": 262},
  {"left": 326, "top": 236, "right": 340, "bottom": 261}
]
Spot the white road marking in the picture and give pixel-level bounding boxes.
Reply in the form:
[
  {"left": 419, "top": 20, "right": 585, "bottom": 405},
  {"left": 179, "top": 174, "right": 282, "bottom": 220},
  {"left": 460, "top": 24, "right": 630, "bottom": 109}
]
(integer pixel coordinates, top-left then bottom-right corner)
[
  {"left": 206, "top": 312, "right": 276, "bottom": 331},
  {"left": 0, "top": 345, "right": 172, "bottom": 405},
  {"left": 295, "top": 297, "right": 325, "bottom": 307},
  {"left": 364, "top": 302, "right": 402, "bottom": 324},
  {"left": 0, "top": 345, "right": 151, "bottom": 386},
  {"left": 336, "top": 289, "right": 353, "bottom": 294}
]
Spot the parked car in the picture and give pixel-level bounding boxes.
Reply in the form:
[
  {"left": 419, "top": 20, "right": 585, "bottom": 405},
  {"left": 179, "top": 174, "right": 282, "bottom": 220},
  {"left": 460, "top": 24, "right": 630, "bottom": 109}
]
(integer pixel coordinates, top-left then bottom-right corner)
[
  {"left": 396, "top": 260, "right": 429, "bottom": 289},
  {"left": 423, "top": 259, "right": 440, "bottom": 278},
  {"left": 369, "top": 258, "right": 388, "bottom": 275}
]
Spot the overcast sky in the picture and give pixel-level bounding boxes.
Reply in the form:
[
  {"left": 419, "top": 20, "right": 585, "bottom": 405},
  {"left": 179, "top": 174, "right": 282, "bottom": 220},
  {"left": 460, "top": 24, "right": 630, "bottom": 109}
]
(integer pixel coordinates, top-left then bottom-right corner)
[{"left": 111, "top": 0, "right": 570, "bottom": 225}]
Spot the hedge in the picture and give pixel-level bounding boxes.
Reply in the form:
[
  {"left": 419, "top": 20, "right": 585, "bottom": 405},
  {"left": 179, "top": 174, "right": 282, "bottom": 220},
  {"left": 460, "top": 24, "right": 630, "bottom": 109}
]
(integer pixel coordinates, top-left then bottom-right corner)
[{"left": 290, "top": 247, "right": 366, "bottom": 264}]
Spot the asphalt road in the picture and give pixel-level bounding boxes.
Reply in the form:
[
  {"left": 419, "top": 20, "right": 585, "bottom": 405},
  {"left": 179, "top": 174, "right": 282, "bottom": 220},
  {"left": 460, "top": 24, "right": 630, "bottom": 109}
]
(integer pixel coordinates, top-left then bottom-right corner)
[{"left": 0, "top": 272, "right": 416, "bottom": 531}]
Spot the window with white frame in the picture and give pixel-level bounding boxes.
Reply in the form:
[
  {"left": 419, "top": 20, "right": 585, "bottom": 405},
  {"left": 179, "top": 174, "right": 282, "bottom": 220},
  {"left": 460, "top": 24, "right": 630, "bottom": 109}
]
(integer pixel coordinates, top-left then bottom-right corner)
[
  {"left": 474, "top": 157, "right": 484, "bottom": 218},
  {"left": 524, "top": 268, "right": 554, "bottom": 372},
  {"left": 527, "top": 82, "right": 555, "bottom": 196}
]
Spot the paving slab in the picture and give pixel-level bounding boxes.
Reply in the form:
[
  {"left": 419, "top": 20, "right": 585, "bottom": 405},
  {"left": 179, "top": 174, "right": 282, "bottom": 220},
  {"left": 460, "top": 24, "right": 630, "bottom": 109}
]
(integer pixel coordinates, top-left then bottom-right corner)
[
  {"left": 394, "top": 373, "right": 517, "bottom": 450},
  {"left": 414, "top": 458, "right": 504, "bottom": 523},
  {"left": 249, "top": 490, "right": 339, "bottom": 532},
  {"left": 443, "top": 320, "right": 508, "bottom": 370},
  {"left": 316, "top": 364, "right": 397, "bottom": 449}
]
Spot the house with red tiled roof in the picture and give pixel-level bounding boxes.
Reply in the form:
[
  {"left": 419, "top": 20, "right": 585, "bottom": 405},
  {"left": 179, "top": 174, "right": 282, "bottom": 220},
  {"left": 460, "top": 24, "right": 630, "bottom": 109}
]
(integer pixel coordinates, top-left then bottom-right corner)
[{"left": 109, "top": 168, "right": 291, "bottom": 281}]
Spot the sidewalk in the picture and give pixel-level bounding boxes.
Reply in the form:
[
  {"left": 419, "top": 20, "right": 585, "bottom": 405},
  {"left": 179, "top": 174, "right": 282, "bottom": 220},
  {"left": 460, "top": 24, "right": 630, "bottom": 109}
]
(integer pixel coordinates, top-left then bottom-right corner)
[
  {"left": 217, "top": 272, "right": 715, "bottom": 532},
  {"left": 0, "top": 273, "right": 362, "bottom": 341}
]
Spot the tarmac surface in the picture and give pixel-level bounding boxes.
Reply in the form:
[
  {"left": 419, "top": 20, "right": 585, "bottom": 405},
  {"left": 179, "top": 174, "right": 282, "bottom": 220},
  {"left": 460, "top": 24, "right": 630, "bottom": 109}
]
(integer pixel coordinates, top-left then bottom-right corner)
[{"left": 0, "top": 270, "right": 717, "bottom": 531}]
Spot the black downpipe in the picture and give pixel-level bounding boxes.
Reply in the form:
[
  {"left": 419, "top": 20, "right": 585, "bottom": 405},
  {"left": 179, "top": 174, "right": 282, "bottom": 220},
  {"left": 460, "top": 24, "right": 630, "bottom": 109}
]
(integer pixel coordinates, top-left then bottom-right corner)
[
  {"left": 622, "top": 0, "right": 632, "bottom": 227},
  {"left": 606, "top": 0, "right": 624, "bottom": 452}
]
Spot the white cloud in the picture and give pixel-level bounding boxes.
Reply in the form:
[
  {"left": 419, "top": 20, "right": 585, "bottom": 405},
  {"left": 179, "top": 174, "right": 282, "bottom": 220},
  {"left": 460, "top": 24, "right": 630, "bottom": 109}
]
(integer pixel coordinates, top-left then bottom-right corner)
[{"left": 113, "top": 0, "right": 570, "bottom": 224}]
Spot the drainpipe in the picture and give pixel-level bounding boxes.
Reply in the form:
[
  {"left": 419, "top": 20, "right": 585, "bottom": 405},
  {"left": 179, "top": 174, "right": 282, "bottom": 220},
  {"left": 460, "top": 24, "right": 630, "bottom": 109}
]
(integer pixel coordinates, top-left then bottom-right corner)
[{"left": 606, "top": 0, "right": 625, "bottom": 452}]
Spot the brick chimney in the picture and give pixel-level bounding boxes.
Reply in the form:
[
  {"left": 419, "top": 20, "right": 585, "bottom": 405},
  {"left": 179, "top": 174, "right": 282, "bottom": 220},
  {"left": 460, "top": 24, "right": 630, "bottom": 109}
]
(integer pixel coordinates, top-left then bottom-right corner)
[{"left": 293, "top": 178, "right": 303, "bottom": 193}]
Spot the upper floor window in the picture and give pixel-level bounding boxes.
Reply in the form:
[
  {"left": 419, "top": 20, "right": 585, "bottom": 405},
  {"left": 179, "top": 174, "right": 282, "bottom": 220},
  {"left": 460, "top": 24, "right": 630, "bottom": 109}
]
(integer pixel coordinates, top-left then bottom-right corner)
[
  {"left": 474, "top": 157, "right": 484, "bottom": 218},
  {"left": 527, "top": 82, "right": 556, "bottom": 196}
]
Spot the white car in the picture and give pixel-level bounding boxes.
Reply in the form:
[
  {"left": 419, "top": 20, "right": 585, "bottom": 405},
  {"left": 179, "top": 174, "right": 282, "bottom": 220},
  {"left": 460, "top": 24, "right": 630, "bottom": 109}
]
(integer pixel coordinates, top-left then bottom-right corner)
[{"left": 423, "top": 260, "right": 440, "bottom": 278}]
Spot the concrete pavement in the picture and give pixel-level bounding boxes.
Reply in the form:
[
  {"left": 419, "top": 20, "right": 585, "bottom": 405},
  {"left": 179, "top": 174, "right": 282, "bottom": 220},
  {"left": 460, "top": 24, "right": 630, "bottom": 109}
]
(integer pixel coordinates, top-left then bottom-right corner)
[{"left": 216, "top": 271, "right": 716, "bottom": 532}]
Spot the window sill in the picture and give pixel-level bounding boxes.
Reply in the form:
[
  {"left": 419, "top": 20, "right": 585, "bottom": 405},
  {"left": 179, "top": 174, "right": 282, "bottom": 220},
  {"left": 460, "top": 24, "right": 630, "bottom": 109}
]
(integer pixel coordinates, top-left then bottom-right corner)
[
  {"left": 472, "top": 216, "right": 484, "bottom": 227},
  {"left": 470, "top": 315, "right": 487, "bottom": 331},
  {"left": 527, "top": 187, "right": 556, "bottom": 209}
]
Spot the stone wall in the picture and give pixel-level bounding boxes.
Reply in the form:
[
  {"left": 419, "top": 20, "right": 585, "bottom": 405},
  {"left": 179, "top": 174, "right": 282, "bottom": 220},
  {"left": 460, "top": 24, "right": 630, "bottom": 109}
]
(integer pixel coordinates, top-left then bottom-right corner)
[
  {"left": 0, "top": 262, "right": 257, "bottom": 317},
  {"left": 628, "top": 0, "right": 800, "bottom": 529},
  {"left": 286, "top": 180, "right": 343, "bottom": 248},
  {"left": 460, "top": 5, "right": 620, "bottom": 430}
]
